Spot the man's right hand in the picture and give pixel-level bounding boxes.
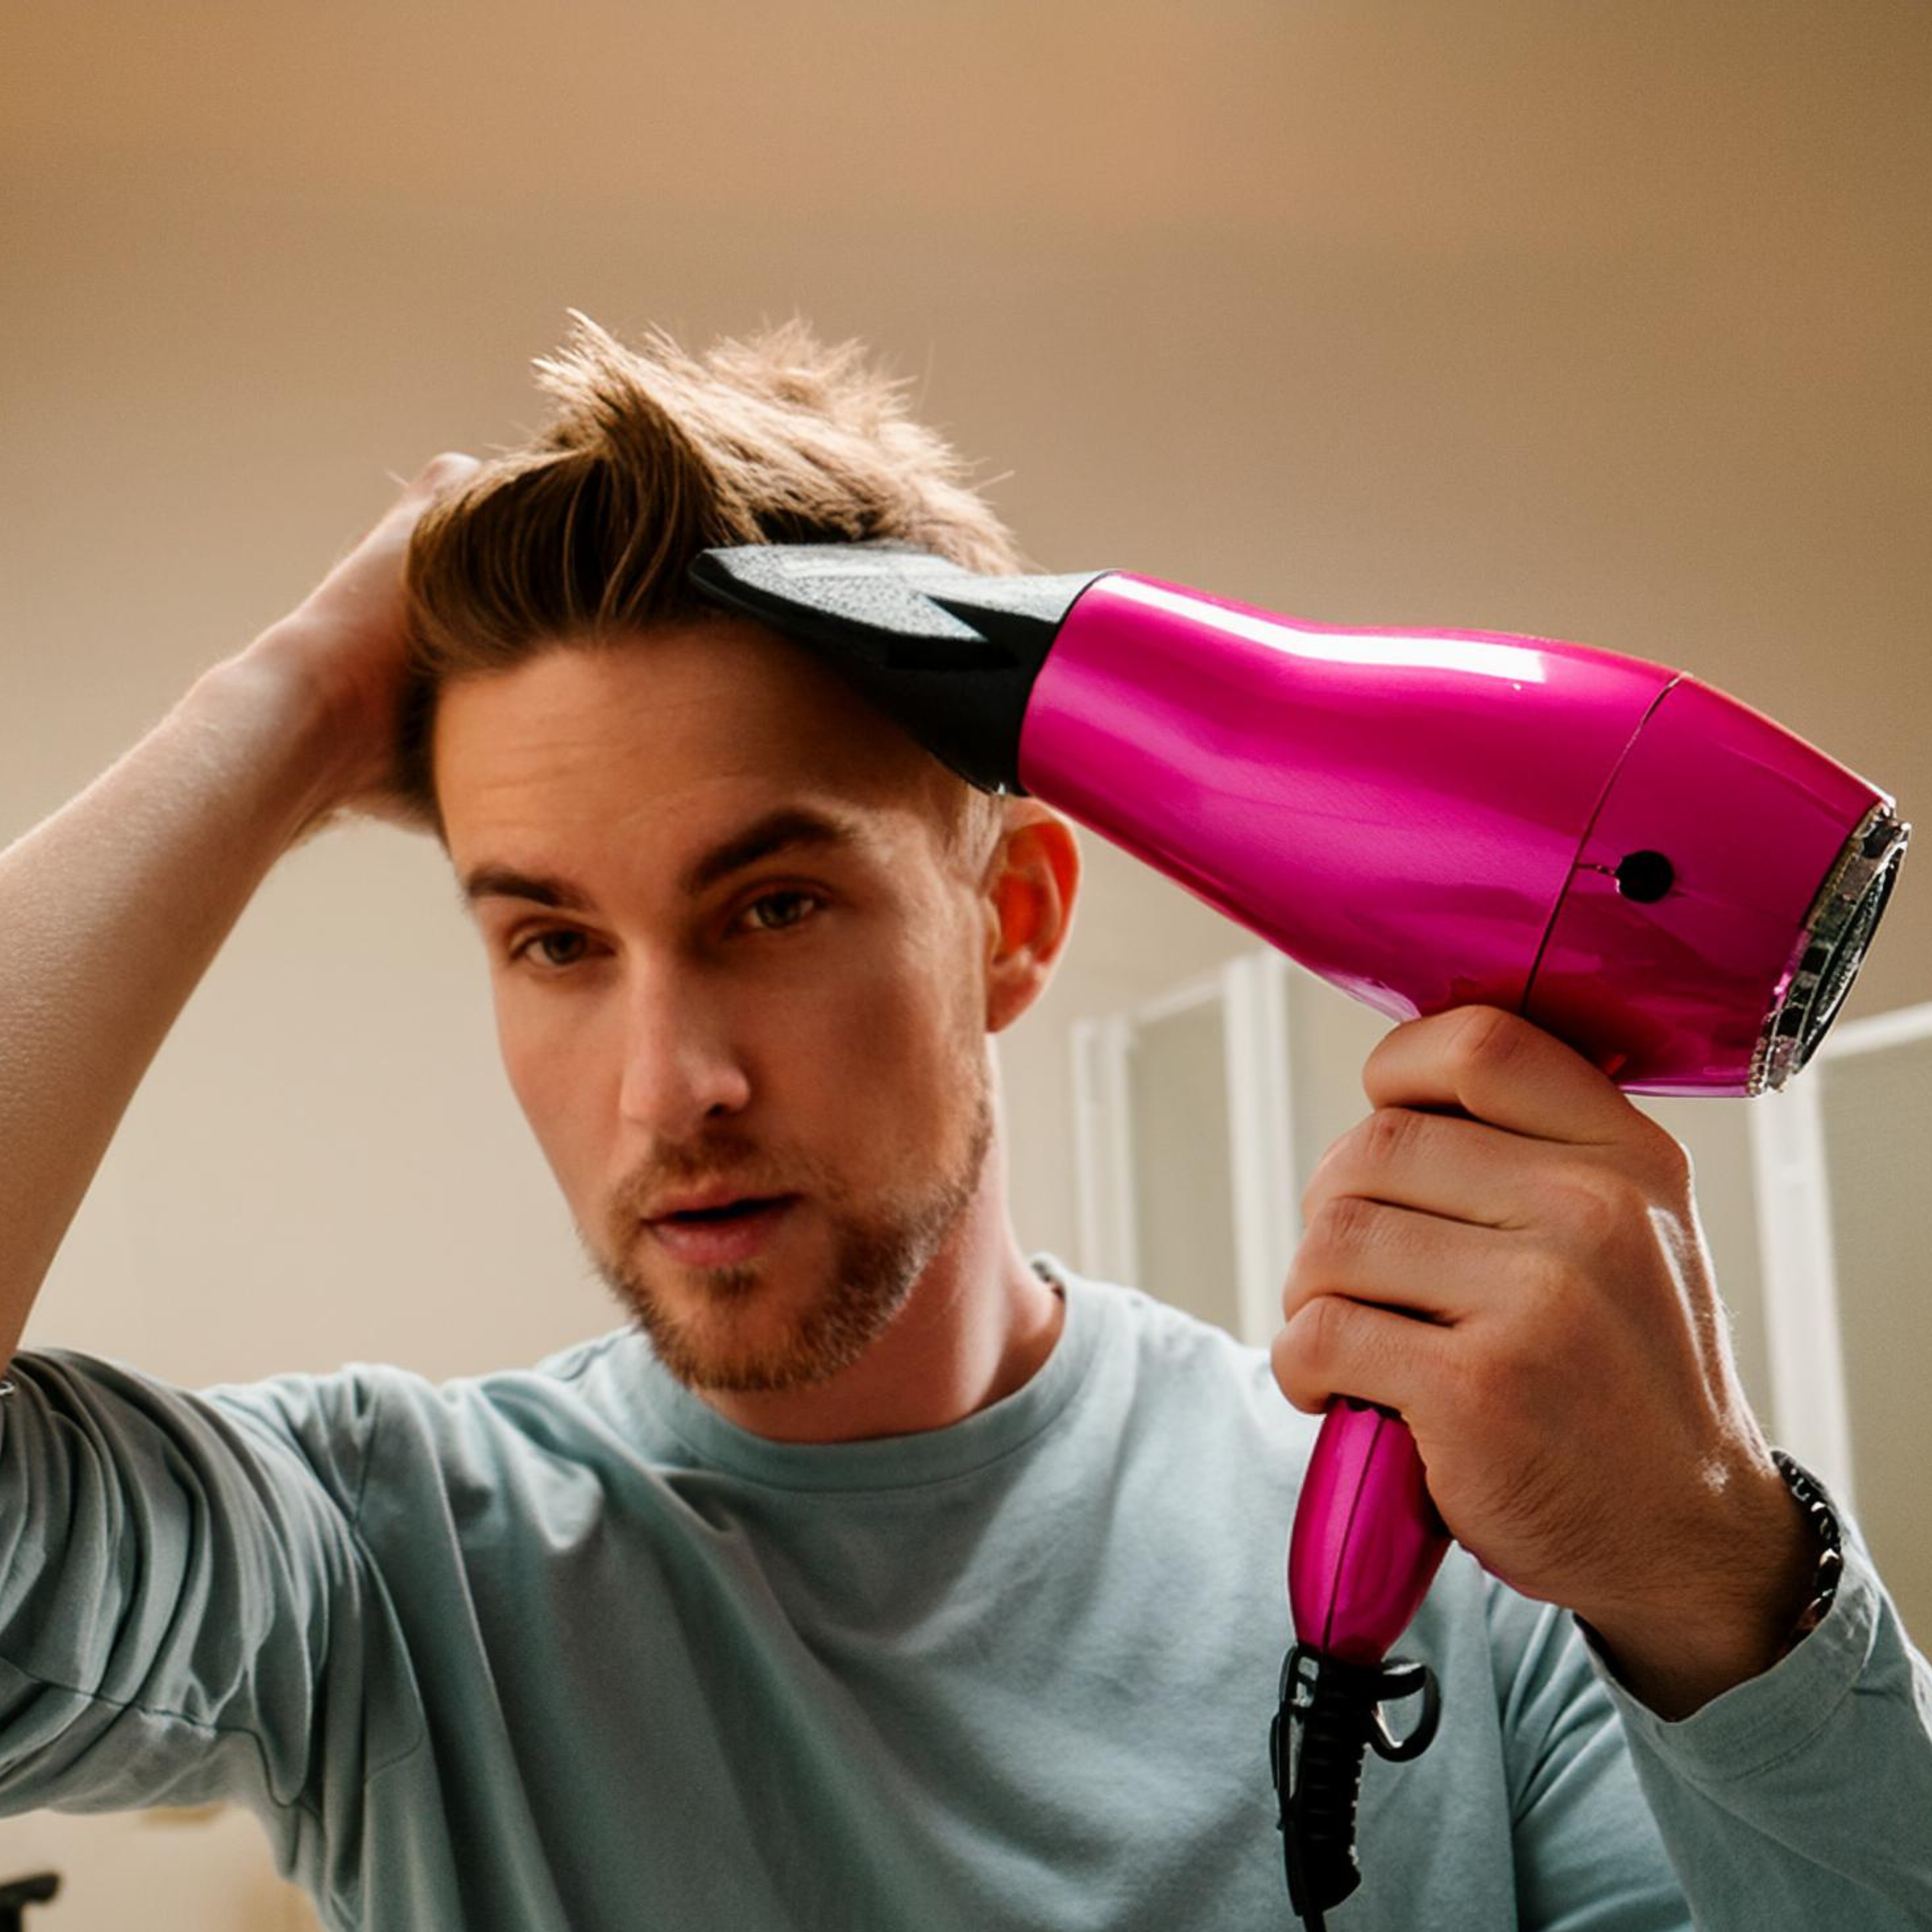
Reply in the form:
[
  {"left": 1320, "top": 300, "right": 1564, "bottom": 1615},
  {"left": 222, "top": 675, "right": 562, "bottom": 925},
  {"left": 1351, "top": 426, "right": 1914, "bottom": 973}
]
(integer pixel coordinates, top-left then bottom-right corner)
[{"left": 240, "top": 452, "right": 481, "bottom": 840}]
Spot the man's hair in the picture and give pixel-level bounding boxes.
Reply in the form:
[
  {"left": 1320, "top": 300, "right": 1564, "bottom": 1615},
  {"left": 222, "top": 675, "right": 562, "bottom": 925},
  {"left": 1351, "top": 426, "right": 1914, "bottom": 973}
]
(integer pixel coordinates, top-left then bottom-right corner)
[{"left": 398, "top": 312, "right": 1023, "bottom": 868}]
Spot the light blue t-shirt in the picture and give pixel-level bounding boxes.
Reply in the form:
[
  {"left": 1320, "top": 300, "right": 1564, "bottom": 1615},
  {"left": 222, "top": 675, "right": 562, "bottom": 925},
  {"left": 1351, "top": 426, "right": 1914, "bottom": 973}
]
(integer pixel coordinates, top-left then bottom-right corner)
[{"left": 0, "top": 1256, "right": 1925, "bottom": 1930}]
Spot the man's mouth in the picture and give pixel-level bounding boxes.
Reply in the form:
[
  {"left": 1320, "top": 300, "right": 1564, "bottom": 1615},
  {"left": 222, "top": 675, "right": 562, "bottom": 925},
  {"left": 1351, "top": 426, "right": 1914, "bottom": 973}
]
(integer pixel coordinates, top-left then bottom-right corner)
[
  {"left": 645, "top": 1195, "right": 801, "bottom": 1266},
  {"left": 653, "top": 1192, "right": 793, "bottom": 1222}
]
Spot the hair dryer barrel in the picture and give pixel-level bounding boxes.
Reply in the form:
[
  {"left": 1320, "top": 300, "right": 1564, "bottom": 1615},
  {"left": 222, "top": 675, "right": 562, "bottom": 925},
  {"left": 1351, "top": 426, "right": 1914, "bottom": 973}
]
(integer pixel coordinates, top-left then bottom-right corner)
[
  {"left": 684, "top": 544, "right": 1907, "bottom": 1096},
  {"left": 1018, "top": 575, "right": 1906, "bottom": 1096},
  {"left": 1016, "top": 574, "right": 1673, "bottom": 1022}
]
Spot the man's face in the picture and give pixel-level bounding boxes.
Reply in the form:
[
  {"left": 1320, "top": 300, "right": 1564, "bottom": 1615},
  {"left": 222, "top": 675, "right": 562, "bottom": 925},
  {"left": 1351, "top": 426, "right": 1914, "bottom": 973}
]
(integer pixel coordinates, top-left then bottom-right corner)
[{"left": 436, "top": 619, "right": 1000, "bottom": 1395}]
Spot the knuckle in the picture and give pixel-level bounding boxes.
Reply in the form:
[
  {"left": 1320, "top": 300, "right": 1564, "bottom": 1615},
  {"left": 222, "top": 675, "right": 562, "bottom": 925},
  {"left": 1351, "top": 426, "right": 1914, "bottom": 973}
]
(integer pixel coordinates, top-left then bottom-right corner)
[
  {"left": 1636, "top": 1118, "right": 1695, "bottom": 1193},
  {"left": 1301, "top": 1122, "right": 1367, "bottom": 1224},
  {"left": 1267, "top": 1325, "right": 1304, "bottom": 1399},
  {"left": 1363, "top": 1105, "right": 1419, "bottom": 1169},
  {"left": 1297, "top": 1292, "right": 1350, "bottom": 1365},
  {"left": 1517, "top": 1240, "right": 1580, "bottom": 1305},
  {"left": 1451, "top": 1005, "right": 1521, "bottom": 1078},
  {"left": 1312, "top": 1193, "right": 1378, "bottom": 1256},
  {"left": 1362, "top": 1020, "right": 1410, "bottom": 1087},
  {"left": 1272, "top": 1298, "right": 1342, "bottom": 1409},
  {"left": 1567, "top": 1176, "right": 1626, "bottom": 1246},
  {"left": 1553, "top": 1165, "right": 1641, "bottom": 1246}
]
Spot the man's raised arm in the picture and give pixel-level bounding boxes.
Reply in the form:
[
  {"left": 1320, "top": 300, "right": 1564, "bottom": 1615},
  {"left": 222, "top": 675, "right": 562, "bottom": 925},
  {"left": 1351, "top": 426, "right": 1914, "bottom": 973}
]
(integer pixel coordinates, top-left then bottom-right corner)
[{"left": 0, "top": 453, "right": 477, "bottom": 1368}]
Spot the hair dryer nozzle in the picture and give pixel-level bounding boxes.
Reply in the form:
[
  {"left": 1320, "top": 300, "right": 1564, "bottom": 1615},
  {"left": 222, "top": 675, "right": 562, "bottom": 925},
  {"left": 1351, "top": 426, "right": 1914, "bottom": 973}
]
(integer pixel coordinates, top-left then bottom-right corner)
[{"left": 689, "top": 543, "right": 1106, "bottom": 793}]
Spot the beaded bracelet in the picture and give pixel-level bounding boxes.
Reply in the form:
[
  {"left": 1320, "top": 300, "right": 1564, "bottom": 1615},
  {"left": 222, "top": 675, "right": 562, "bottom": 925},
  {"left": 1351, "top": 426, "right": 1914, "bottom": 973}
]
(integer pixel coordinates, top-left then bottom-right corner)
[{"left": 1770, "top": 1448, "right": 1845, "bottom": 1653}]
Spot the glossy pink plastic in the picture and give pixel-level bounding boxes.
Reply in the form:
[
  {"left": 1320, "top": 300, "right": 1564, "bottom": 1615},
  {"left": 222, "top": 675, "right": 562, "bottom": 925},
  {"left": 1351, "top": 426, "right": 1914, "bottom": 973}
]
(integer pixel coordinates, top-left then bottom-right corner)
[
  {"left": 1288, "top": 1402, "right": 1448, "bottom": 1665},
  {"left": 1015, "top": 571, "right": 1895, "bottom": 1662}
]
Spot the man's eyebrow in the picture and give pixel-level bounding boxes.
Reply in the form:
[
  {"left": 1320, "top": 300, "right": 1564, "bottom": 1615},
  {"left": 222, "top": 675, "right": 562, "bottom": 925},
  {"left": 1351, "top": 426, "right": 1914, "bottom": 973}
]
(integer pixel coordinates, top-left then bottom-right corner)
[
  {"left": 458, "top": 807, "right": 874, "bottom": 915},
  {"left": 676, "top": 806, "right": 873, "bottom": 897},
  {"left": 458, "top": 864, "right": 596, "bottom": 915}
]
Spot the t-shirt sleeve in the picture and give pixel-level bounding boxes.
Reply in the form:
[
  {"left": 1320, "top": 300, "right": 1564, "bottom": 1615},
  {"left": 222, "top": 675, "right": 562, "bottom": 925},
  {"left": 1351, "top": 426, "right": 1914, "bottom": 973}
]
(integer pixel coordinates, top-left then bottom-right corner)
[
  {"left": 0, "top": 1346, "right": 422, "bottom": 1867},
  {"left": 1575, "top": 1492, "right": 1932, "bottom": 1931},
  {"left": 1486, "top": 1583, "right": 1692, "bottom": 1931}
]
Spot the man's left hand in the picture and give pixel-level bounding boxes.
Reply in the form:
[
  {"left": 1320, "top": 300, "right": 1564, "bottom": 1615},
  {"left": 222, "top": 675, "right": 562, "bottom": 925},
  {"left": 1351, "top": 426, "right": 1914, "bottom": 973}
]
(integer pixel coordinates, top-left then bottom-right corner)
[{"left": 1270, "top": 1005, "right": 1818, "bottom": 1718}]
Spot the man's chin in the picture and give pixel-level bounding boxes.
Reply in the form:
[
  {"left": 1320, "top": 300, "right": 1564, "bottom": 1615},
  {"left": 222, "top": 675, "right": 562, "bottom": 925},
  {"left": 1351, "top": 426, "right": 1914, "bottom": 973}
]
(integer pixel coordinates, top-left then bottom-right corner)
[
  {"left": 646, "top": 1287, "right": 856, "bottom": 1395},
  {"left": 588, "top": 1073, "right": 994, "bottom": 1399},
  {"left": 604, "top": 1250, "right": 916, "bottom": 1396}
]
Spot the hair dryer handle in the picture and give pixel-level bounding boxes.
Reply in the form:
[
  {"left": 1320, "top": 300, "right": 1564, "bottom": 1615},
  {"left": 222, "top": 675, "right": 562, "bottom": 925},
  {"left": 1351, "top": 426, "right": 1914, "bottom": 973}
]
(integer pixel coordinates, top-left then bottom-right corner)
[
  {"left": 1276, "top": 1404, "right": 1450, "bottom": 1925},
  {"left": 1289, "top": 1398, "right": 1451, "bottom": 1664}
]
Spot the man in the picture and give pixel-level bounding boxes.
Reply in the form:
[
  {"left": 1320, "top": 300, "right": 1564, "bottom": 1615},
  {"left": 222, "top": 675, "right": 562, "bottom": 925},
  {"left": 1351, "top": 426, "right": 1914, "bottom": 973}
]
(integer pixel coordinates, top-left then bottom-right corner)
[{"left": 0, "top": 315, "right": 1925, "bottom": 1930}]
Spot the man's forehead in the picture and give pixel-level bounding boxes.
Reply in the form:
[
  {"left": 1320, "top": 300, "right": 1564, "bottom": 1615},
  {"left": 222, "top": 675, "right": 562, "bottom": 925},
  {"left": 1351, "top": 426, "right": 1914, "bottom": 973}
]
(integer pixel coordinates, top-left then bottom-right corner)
[
  {"left": 435, "top": 627, "right": 967, "bottom": 911},
  {"left": 456, "top": 797, "right": 913, "bottom": 915},
  {"left": 436, "top": 623, "right": 937, "bottom": 818}
]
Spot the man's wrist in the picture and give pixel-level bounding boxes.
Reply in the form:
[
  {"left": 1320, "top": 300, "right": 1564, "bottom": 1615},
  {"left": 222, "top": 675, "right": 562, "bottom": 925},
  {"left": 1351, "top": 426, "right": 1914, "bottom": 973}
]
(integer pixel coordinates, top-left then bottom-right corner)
[
  {"left": 1577, "top": 1458, "right": 1824, "bottom": 1721},
  {"left": 204, "top": 628, "right": 373, "bottom": 846}
]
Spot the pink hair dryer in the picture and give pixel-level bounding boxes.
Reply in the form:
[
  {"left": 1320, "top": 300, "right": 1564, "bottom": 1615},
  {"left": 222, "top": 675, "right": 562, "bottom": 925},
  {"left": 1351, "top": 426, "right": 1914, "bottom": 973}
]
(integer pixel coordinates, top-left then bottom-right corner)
[{"left": 690, "top": 545, "right": 1908, "bottom": 1926}]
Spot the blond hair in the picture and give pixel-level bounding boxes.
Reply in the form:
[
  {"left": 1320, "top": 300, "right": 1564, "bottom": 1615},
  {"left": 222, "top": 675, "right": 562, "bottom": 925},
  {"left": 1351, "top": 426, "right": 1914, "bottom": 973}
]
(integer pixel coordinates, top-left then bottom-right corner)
[{"left": 398, "top": 314, "right": 1022, "bottom": 870}]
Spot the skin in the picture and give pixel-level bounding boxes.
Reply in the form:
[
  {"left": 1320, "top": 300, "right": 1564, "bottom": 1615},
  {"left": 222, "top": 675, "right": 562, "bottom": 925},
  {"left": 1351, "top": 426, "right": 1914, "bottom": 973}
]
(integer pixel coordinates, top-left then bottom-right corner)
[{"left": 431, "top": 608, "right": 1812, "bottom": 1717}]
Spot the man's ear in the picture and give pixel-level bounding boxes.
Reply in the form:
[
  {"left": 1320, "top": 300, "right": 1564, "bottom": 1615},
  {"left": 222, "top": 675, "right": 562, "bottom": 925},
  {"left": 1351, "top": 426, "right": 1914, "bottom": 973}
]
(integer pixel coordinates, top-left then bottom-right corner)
[{"left": 980, "top": 805, "right": 1081, "bottom": 1034}]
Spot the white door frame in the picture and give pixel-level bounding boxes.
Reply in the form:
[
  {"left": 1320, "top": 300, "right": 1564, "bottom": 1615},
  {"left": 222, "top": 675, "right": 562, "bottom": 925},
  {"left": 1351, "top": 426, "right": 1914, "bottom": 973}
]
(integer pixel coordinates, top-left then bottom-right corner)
[{"left": 1747, "top": 999, "right": 1932, "bottom": 1510}]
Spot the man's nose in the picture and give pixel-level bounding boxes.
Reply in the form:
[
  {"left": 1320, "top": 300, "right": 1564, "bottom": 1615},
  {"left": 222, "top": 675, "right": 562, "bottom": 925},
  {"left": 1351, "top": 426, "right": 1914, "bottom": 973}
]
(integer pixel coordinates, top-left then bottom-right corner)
[{"left": 615, "top": 965, "right": 752, "bottom": 1133}]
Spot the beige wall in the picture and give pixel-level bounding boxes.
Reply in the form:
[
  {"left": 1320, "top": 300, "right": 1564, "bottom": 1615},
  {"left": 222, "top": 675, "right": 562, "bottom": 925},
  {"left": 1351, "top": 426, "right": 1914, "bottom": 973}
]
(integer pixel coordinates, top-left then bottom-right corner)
[{"left": 2, "top": 2, "right": 1927, "bottom": 1924}]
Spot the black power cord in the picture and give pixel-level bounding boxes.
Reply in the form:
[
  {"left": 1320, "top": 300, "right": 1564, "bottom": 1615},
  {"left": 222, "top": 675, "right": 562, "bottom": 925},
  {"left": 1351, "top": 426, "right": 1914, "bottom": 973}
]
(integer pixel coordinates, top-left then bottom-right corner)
[{"left": 1271, "top": 1645, "right": 1441, "bottom": 1929}]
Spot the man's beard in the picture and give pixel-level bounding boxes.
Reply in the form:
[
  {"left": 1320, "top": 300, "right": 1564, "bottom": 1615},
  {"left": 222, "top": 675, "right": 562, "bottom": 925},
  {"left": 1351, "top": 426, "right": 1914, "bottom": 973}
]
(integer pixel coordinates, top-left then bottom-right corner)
[{"left": 584, "top": 1057, "right": 996, "bottom": 1395}]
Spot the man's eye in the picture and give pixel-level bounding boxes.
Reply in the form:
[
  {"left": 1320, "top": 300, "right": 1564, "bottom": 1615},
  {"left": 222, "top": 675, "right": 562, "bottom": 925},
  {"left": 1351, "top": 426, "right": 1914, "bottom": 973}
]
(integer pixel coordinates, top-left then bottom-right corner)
[
  {"left": 741, "top": 890, "right": 822, "bottom": 934},
  {"left": 505, "top": 895, "right": 819, "bottom": 970},
  {"left": 512, "top": 930, "right": 590, "bottom": 970}
]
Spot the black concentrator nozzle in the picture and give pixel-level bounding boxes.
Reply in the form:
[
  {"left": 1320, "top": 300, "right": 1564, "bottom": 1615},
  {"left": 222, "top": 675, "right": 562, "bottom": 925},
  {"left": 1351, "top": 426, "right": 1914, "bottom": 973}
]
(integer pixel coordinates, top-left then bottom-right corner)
[{"left": 688, "top": 543, "right": 1106, "bottom": 795}]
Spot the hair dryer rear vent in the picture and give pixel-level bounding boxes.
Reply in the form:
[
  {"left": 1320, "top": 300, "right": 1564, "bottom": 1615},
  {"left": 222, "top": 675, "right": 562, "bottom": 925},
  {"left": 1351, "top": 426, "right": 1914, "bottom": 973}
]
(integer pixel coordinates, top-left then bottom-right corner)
[{"left": 1755, "top": 803, "right": 1909, "bottom": 1092}]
